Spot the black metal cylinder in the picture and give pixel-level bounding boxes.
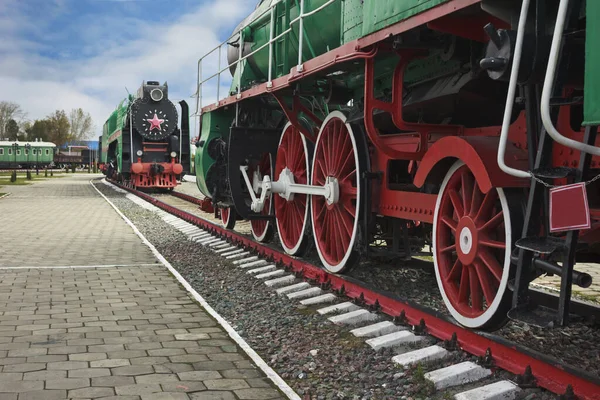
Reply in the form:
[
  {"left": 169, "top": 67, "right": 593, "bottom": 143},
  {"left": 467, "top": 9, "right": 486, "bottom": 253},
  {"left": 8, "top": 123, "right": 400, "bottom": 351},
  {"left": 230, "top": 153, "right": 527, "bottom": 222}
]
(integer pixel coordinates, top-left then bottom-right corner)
[{"left": 532, "top": 258, "right": 593, "bottom": 288}]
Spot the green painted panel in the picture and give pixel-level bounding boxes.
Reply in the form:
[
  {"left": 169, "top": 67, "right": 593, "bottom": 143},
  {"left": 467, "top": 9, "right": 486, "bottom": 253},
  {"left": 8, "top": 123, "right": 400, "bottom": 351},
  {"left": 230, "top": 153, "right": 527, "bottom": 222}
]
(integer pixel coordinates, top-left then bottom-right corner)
[
  {"left": 341, "top": 0, "right": 364, "bottom": 43},
  {"left": 195, "top": 109, "right": 233, "bottom": 198},
  {"left": 584, "top": 0, "right": 600, "bottom": 126},
  {"left": 362, "top": 0, "right": 449, "bottom": 37}
]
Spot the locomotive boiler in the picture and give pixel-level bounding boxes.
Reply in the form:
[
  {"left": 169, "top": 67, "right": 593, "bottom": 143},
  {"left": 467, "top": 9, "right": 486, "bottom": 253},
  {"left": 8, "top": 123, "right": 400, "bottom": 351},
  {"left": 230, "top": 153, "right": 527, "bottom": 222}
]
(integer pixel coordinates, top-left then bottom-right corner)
[{"left": 102, "top": 81, "right": 190, "bottom": 189}]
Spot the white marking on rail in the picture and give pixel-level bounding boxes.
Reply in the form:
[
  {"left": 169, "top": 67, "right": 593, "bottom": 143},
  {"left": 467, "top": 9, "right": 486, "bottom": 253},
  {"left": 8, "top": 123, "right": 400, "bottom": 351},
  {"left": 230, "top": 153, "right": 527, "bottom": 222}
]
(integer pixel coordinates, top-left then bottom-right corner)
[
  {"left": 226, "top": 252, "right": 250, "bottom": 260},
  {"left": 424, "top": 361, "right": 491, "bottom": 390},
  {"left": 233, "top": 256, "right": 258, "bottom": 265},
  {"left": 247, "top": 265, "right": 276, "bottom": 275},
  {"left": 264, "top": 275, "right": 295, "bottom": 287},
  {"left": 209, "top": 241, "right": 227, "bottom": 248},
  {"left": 255, "top": 270, "right": 285, "bottom": 280},
  {"left": 222, "top": 249, "right": 244, "bottom": 257},
  {"left": 317, "top": 302, "right": 360, "bottom": 315},
  {"left": 238, "top": 260, "right": 267, "bottom": 269},
  {"left": 199, "top": 238, "right": 220, "bottom": 246},
  {"left": 93, "top": 180, "right": 301, "bottom": 400},
  {"left": 215, "top": 246, "right": 237, "bottom": 254},
  {"left": 275, "top": 282, "right": 310, "bottom": 295},
  {"left": 350, "top": 321, "right": 403, "bottom": 338},
  {"left": 299, "top": 293, "right": 337, "bottom": 306},
  {"left": 287, "top": 287, "right": 323, "bottom": 300},
  {"left": 213, "top": 244, "right": 232, "bottom": 250},
  {"left": 392, "top": 345, "right": 449, "bottom": 367},
  {"left": 366, "top": 330, "right": 424, "bottom": 351},
  {"left": 191, "top": 233, "right": 211, "bottom": 241},
  {"left": 454, "top": 380, "right": 521, "bottom": 400},
  {"left": 328, "top": 309, "right": 379, "bottom": 326}
]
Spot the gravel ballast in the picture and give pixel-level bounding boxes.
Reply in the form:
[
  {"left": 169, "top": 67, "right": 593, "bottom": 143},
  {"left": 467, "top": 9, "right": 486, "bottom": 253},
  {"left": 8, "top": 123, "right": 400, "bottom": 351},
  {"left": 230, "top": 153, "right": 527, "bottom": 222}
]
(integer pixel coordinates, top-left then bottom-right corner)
[{"left": 94, "top": 181, "right": 575, "bottom": 399}]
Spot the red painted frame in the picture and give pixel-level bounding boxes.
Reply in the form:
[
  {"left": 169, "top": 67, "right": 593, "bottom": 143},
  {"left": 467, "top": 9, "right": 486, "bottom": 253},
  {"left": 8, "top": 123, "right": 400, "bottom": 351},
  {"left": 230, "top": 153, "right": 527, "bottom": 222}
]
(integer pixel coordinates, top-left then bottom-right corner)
[{"left": 111, "top": 180, "right": 600, "bottom": 400}]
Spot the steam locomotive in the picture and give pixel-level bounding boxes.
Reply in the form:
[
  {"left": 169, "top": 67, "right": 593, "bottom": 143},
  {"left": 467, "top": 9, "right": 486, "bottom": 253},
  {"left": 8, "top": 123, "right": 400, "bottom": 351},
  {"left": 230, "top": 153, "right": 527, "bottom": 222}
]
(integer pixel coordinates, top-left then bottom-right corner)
[{"left": 101, "top": 81, "right": 190, "bottom": 189}]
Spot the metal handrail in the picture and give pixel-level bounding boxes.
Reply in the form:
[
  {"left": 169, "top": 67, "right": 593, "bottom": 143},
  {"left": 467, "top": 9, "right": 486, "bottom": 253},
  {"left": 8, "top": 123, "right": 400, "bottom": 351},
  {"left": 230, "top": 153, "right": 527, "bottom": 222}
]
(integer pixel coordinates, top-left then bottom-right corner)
[
  {"left": 192, "top": 0, "right": 338, "bottom": 116},
  {"left": 496, "top": 0, "right": 532, "bottom": 179},
  {"left": 541, "top": 0, "right": 600, "bottom": 156}
]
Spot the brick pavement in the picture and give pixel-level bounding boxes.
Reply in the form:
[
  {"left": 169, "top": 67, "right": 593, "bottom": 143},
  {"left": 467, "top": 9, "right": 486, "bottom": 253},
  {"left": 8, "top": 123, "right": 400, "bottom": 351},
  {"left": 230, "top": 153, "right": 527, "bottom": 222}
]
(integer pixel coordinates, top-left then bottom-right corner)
[{"left": 0, "top": 175, "right": 287, "bottom": 399}]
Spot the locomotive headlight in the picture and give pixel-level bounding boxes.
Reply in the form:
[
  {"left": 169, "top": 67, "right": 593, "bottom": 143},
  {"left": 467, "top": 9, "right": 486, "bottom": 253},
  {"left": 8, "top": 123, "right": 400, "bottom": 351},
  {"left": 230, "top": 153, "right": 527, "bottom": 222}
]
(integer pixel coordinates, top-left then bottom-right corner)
[
  {"left": 136, "top": 150, "right": 143, "bottom": 157},
  {"left": 150, "top": 89, "right": 164, "bottom": 102},
  {"left": 170, "top": 151, "right": 177, "bottom": 158}
]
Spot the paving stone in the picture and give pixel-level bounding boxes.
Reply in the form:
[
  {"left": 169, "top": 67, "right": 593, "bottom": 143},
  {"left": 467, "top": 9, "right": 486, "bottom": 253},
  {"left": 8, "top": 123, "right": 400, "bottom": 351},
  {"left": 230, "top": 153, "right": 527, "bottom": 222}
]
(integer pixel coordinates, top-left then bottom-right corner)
[
  {"left": 160, "top": 381, "right": 207, "bottom": 393},
  {"left": 115, "top": 384, "right": 162, "bottom": 396},
  {"left": 47, "top": 361, "right": 88, "bottom": 370},
  {"left": 91, "top": 376, "right": 135, "bottom": 387},
  {"left": 112, "top": 365, "right": 155, "bottom": 376},
  {"left": 69, "top": 368, "right": 111, "bottom": 378},
  {"left": 141, "top": 393, "right": 190, "bottom": 400},
  {"left": 135, "top": 374, "right": 180, "bottom": 384},
  {"left": 177, "top": 371, "right": 222, "bottom": 381},
  {"left": 0, "top": 381, "right": 44, "bottom": 392},
  {"left": 18, "top": 390, "right": 67, "bottom": 400},
  {"left": 234, "top": 388, "right": 282, "bottom": 399},
  {"left": 69, "top": 352, "right": 107, "bottom": 361},
  {"left": 147, "top": 349, "right": 185, "bottom": 357},
  {"left": 204, "top": 379, "right": 250, "bottom": 390},
  {"left": 45, "top": 378, "right": 91, "bottom": 390},
  {"left": 221, "top": 369, "right": 264, "bottom": 379},
  {"left": 192, "top": 361, "right": 236, "bottom": 371},
  {"left": 189, "top": 391, "right": 236, "bottom": 400},
  {"left": 67, "top": 386, "right": 115, "bottom": 398},
  {"left": 22, "top": 370, "right": 66, "bottom": 380},
  {"left": 173, "top": 333, "right": 210, "bottom": 341},
  {"left": 90, "top": 359, "right": 130, "bottom": 368},
  {"left": 169, "top": 355, "right": 209, "bottom": 363},
  {"left": 130, "top": 357, "right": 169, "bottom": 365},
  {"left": 2, "top": 364, "right": 45, "bottom": 373},
  {"left": 153, "top": 364, "right": 195, "bottom": 374}
]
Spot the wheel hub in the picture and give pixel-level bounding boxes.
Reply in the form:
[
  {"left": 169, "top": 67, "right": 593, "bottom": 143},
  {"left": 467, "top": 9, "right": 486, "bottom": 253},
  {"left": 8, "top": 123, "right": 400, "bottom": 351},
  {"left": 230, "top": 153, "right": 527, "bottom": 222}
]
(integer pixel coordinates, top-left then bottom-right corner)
[{"left": 456, "top": 217, "right": 478, "bottom": 265}]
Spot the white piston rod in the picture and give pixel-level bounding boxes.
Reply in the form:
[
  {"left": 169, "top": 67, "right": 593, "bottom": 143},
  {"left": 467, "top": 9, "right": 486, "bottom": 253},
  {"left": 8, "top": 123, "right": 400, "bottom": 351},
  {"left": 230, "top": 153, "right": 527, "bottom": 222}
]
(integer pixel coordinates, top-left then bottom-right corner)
[{"left": 240, "top": 166, "right": 339, "bottom": 213}]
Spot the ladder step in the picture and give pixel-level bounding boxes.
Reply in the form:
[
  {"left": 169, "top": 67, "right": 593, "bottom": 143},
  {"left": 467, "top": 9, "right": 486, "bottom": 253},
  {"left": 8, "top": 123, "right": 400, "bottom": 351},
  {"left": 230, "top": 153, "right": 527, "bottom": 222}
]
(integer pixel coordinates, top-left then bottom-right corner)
[
  {"left": 514, "top": 236, "right": 565, "bottom": 254},
  {"left": 532, "top": 166, "right": 576, "bottom": 179}
]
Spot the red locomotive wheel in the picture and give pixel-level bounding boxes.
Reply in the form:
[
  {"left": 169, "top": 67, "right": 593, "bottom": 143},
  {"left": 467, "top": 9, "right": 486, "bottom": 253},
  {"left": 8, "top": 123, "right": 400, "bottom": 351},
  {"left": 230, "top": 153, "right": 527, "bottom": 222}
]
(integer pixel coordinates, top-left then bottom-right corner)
[
  {"left": 274, "top": 122, "right": 310, "bottom": 256},
  {"left": 311, "top": 111, "right": 361, "bottom": 273},
  {"left": 250, "top": 153, "right": 274, "bottom": 242},
  {"left": 221, "top": 207, "right": 236, "bottom": 230},
  {"left": 433, "top": 161, "right": 513, "bottom": 329}
]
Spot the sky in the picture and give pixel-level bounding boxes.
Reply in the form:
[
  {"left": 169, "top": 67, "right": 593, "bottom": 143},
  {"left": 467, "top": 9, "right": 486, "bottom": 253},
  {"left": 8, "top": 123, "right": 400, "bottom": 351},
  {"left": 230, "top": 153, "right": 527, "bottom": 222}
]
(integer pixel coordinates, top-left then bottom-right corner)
[{"left": 0, "top": 0, "right": 258, "bottom": 139}]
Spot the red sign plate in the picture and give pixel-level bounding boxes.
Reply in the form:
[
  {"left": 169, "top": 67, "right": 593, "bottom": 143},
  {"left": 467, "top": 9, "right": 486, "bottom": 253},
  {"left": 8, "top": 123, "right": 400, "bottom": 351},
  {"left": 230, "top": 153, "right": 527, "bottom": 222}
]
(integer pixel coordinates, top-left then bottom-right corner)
[{"left": 549, "top": 182, "right": 591, "bottom": 232}]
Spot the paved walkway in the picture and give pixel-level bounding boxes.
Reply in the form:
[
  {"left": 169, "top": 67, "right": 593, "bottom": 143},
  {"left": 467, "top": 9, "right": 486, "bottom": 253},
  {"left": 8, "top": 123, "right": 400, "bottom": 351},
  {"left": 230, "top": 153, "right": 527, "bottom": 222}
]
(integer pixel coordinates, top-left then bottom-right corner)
[{"left": 0, "top": 175, "right": 286, "bottom": 399}]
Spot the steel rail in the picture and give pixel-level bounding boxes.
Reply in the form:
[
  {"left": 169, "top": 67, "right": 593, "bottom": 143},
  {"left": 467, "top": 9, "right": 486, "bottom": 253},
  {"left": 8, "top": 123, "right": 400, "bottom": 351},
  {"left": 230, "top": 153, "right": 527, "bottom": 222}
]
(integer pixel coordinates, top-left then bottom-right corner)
[{"left": 108, "top": 180, "right": 600, "bottom": 399}]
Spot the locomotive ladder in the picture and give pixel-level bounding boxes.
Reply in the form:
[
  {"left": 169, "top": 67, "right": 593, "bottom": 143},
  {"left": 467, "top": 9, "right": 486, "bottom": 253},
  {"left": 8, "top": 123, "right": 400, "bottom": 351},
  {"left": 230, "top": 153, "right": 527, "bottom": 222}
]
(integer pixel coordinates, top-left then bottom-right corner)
[{"left": 495, "top": 0, "right": 598, "bottom": 326}]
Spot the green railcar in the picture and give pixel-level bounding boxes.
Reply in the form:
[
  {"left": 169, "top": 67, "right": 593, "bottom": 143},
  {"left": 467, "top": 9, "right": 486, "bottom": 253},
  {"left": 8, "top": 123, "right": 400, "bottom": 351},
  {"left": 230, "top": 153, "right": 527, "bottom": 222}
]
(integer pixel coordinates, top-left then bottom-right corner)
[{"left": 0, "top": 140, "right": 56, "bottom": 169}]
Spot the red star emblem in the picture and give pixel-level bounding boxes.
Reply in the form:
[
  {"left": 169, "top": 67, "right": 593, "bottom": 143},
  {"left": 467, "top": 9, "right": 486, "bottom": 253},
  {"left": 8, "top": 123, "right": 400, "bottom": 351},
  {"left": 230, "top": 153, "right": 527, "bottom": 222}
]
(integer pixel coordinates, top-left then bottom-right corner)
[{"left": 147, "top": 113, "right": 165, "bottom": 131}]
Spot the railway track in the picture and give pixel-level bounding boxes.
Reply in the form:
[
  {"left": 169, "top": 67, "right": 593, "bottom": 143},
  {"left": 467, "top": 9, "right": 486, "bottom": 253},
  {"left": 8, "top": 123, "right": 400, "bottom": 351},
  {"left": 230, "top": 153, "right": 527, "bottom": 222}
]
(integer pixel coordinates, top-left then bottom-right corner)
[{"left": 104, "top": 178, "right": 600, "bottom": 399}]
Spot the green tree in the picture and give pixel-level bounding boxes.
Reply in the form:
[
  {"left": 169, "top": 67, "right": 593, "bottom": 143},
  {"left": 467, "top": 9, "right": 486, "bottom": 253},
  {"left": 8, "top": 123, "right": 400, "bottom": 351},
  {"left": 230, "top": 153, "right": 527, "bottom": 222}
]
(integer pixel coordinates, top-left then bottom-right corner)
[
  {"left": 69, "top": 108, "right": 93, "bottom": 141},
  {"left": 26, "top": 120, "right": 51, "bottom": 142},
  {"left": 0, "top": 102, "right": 25, "bottom": 140},
  {"left": 46, "top": 110, "right": 71, "bottom": 146},
  {"left": 6, "top": 119, "right": 19, "bottom": 140}
]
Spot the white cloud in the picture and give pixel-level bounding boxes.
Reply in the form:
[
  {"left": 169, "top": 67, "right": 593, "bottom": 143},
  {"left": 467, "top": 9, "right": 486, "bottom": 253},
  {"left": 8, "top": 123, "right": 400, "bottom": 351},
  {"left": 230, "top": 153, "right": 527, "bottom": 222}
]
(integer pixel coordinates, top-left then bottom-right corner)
[{"left": 0, "top": 0, "right": 256, "bottom": 139}]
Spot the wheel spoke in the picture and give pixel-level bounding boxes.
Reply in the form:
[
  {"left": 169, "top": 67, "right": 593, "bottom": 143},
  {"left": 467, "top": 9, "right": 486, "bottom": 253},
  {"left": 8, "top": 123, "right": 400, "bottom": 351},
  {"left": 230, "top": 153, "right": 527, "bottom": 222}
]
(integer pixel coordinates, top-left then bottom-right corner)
[
  {"left": 474, "top": 260, "right": 496, "bottom": 306},
  {"left": 441, "top": 216, "right": 458, "bottom": 232},
  {"left": 480, "top": 235, "right": 506, "bottom": 249},
  {"left": 441, "top": 244, "right": 456, "bottom": 254},
  {"left": 458, "top": 266, "right": 469, "bottom": 304},
  {"left": 478, "top": 248, "right": 503, "bottom": 282},
  {"left": 448, "top": 189, "right": 464, "bottom": 217},
  {"left": 475, "top": 190, "right": 497, "bottom": 225},
  {"left": 446, "top": 259, "right": 462, "bottom": 283},
  {"left": 480, "top": 211, "right": 504, "bottom": 232},
  {"left": 461, "top": 170, "right": 473, "bottom": 216},
  {"left": 469, "top": 266, "right": 483, "bottom": 311}
]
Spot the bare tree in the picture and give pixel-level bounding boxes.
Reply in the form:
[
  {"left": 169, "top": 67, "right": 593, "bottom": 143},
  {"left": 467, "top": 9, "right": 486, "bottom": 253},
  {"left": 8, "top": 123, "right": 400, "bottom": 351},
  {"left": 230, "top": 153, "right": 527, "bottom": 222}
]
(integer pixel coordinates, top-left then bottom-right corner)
[
  {"left": 0, "top": 102, "right": 26, "bottom": 140},
  {"left": 69, "top": 108, "right": 93, "bottom": 141}
]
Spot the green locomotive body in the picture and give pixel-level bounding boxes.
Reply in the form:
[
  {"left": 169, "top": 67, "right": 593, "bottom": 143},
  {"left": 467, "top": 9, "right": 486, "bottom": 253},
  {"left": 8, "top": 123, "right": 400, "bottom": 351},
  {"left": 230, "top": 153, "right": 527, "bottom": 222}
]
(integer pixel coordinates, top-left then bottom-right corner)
[
  {"left": 0, "top": 140, "right": 56, "bottom": 169},
  {"left": 101, "top": 81, "right": 190, "bottom": 189}
]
